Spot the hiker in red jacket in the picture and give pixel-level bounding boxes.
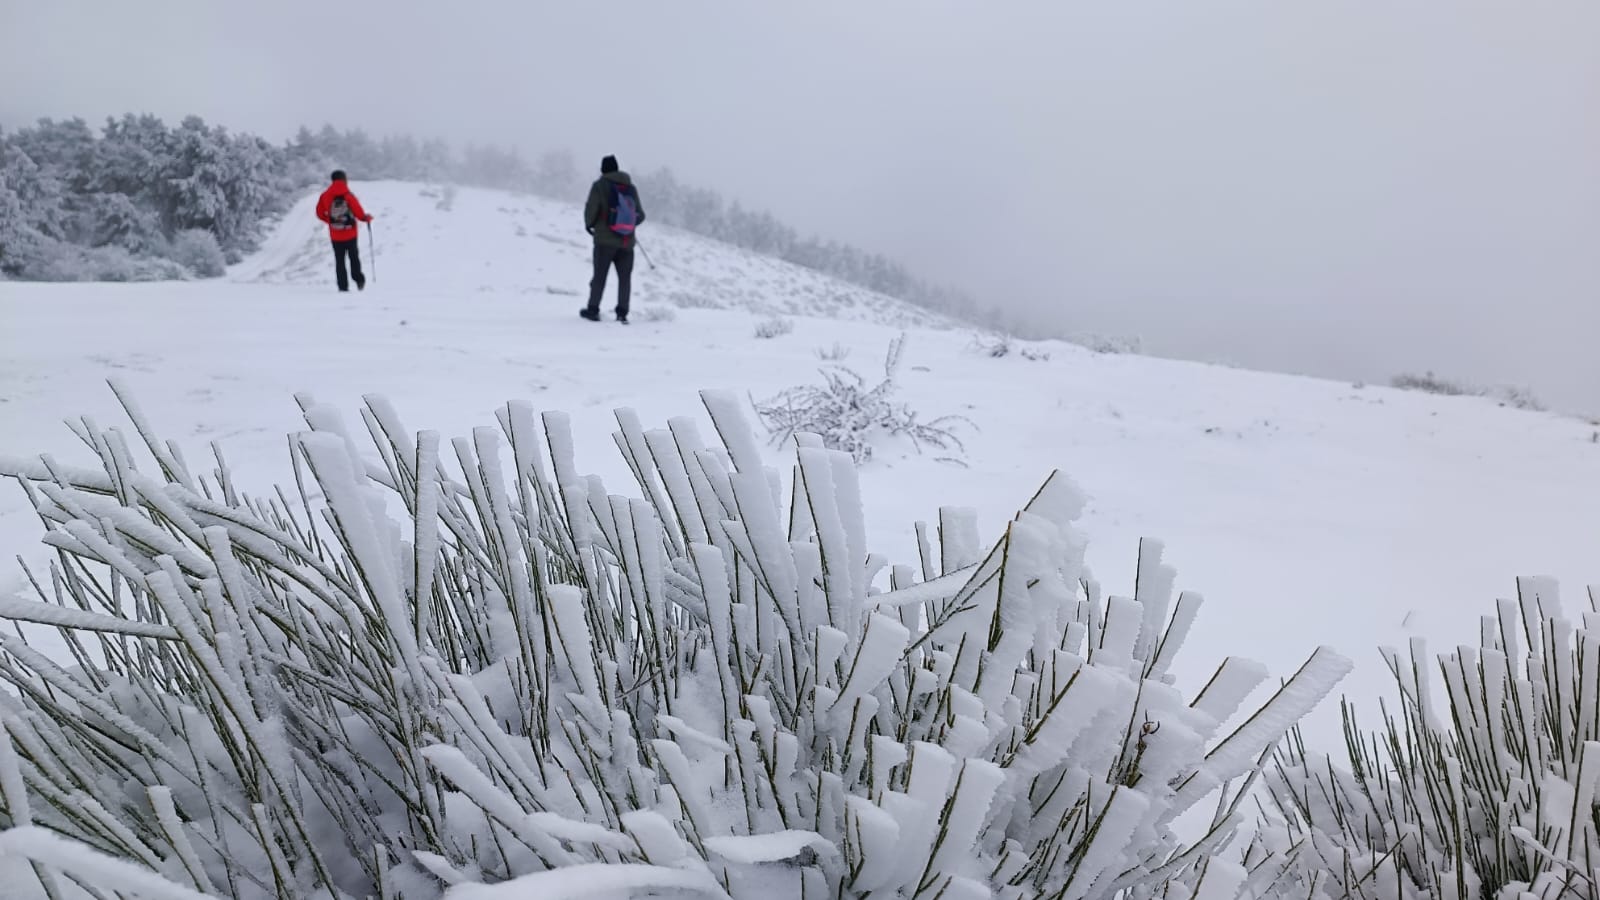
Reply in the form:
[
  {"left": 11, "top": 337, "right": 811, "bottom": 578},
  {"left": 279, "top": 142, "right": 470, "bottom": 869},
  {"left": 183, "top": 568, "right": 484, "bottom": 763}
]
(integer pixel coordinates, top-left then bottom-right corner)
[{"left": 315, "top": 170, "right": 374, "bottom": 292}]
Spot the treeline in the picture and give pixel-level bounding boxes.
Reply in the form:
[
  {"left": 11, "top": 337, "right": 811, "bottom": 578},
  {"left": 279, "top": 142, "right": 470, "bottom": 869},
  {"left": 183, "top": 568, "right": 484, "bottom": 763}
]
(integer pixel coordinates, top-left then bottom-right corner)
[
  {"left": 1, "top": 115, "right": 300, "bottom": 280},
  {"left": 0, "top": 114, "right": 990, "bottom": 327}
]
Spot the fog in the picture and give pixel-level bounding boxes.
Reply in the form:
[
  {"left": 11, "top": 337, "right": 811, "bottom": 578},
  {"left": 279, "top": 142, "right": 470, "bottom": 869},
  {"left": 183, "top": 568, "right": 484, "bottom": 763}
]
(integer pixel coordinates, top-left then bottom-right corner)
[{"left": 5, "top": 0, "right": 1597, "bottom": 412}]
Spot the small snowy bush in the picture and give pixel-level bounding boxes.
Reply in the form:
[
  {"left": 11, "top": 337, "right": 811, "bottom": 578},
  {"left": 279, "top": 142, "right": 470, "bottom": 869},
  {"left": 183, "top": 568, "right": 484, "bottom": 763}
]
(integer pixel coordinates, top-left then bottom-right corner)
[
  {"left": 755, "top": 334, "right": 971, "bottom": 464},
  {"left": 971, "top": 333, "right": 1016, "bottom": 358},
  {"left": 101, "top": 247, "right": 193, "bottom": 282},
  {"left": 0, "top": 384, "right": 1353, "bottom": 899},
  {"left": 7, "top": 244, "right": 181, "bottom": 283},
  {"left": 1069, "top": 333, "right": 1142, "bottom": 355},
  {"left": 1390, "top": 373, "right": 1546, "bottom": 412},
  {"left": 971, "top": 334, "right": 1049, "bottom": 363},
  {"left": 754, "top": 316, "right": 795, "bottom": 339},
  {"left": 815, "top": 343, "right": 851, "bottom": 362},
  {"left": 1258, "top": 580, "right": 1600, "bottom": 900},
  {"left": 1391, "top": 371, "right": 1473, "bottom": 397},
  {"left": 1485, "top": 384, "right": 1546, "bottom": 412},
  {"left": 171, "top": 228, "right": 228, "bottom": 278}
]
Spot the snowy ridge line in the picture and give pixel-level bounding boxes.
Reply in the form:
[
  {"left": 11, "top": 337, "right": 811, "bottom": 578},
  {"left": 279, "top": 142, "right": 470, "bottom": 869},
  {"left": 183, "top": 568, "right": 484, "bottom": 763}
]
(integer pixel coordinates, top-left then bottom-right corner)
[
  {"left": 4, "top": 383, "right": 1366, "bottom": 899},
  {"left": 229, "top": 180, "right": 960, "bottom": 331}
]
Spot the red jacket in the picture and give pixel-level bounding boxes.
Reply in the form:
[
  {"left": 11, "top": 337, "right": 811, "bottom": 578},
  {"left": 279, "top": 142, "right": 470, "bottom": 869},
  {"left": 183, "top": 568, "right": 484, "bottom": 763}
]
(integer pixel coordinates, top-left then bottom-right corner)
[{"left": 315, "top": 181, "right": 371, "bottom": 242}]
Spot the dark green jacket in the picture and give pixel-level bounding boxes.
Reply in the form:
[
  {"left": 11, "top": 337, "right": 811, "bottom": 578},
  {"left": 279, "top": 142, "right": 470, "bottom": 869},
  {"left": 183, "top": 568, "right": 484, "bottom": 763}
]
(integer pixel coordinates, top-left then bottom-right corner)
[{"left": 584, "top": 171, "right": 645, "bottom": 248}]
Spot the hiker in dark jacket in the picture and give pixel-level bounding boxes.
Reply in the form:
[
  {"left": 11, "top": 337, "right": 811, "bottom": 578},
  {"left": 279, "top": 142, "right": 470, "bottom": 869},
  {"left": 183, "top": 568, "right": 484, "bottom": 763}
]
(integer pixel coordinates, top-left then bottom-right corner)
[
  {"left": 581, "top": 155, "right": 645, "bottom": 323},
  {"left": 315, "top": 170, "right": 374, "bottom": 292}
]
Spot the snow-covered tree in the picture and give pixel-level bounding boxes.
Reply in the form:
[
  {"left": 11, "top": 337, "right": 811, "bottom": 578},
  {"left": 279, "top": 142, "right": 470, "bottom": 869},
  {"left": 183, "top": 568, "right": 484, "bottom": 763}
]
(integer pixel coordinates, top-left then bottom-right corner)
[
  {"left": 0, "top": 113, "right": 305, "bottom": 278},
  {"left": 81, "top": 191, "right": 166, "bottom": 255},
  {"left": 0, "top": 386, "right": 1352, "bottom": 899}
]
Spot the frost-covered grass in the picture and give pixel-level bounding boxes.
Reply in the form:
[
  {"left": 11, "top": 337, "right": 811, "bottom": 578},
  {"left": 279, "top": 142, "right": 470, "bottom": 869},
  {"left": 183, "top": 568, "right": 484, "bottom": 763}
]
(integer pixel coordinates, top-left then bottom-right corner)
[
  {"left": 970, "top": 333, "right": 1050, "bottom": 363},
  {"left": 1067, "top": 333, "right": 1142, "bottom": 356},
  {"left": 1260, "top": 580, "right": 1600, "bottom": 899},
  {"left": 1391, "top": 372, "right": 1546, "bottom": 412},
  {"left": 0, "top": 385, "right": 1357, "bottom": 899},
  {"left": 1391, "top": 371, "right": 1474, "bottom": 397},
  {"left": 754, "top": 335, "right": 972, "bottom": 465},
  {"left": 971, "top": 333, "right": 1018, "bottom": 359},
  {"left": 671, "top": 292, "right": 725, "bottom": 310},
  {"left": 753, "top": 316, "right": 795, "bottom": 339}
]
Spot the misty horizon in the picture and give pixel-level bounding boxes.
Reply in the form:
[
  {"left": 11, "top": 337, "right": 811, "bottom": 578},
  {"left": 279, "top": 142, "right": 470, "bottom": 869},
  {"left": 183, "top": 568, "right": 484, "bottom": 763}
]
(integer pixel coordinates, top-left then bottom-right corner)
[{"left": 4, "top": 0, "right": 1596, "bottom": 412}]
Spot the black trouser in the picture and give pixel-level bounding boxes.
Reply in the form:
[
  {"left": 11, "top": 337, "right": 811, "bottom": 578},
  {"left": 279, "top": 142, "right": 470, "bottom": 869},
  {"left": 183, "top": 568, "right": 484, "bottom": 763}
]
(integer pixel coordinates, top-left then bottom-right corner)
[
  {"left": 585, "top": 244, "right": 634, "bottom": 318},
  {"left": 332, "top": 238, "right": 365, "bottom": 291}
]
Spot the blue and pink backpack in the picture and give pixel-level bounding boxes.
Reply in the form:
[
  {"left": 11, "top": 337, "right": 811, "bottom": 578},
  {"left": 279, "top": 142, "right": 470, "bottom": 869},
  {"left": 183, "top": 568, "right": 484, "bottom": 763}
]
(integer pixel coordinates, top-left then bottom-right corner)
[{"left": 606, "top": 181, "right": 640, "bottom": 240}]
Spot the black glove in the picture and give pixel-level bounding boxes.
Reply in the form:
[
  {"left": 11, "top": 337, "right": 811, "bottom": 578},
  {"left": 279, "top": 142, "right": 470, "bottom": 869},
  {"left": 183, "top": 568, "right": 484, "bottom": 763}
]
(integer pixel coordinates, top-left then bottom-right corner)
[{"left": 586, "top": 226, "right": 595, "bottom": 235}]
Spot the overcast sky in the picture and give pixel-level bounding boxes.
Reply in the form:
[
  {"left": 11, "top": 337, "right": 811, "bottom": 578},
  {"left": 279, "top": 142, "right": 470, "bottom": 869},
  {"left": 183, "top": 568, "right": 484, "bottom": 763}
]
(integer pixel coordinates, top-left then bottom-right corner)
[{"left": 4, "top": 0, "right": 1597, "bottom": 411}]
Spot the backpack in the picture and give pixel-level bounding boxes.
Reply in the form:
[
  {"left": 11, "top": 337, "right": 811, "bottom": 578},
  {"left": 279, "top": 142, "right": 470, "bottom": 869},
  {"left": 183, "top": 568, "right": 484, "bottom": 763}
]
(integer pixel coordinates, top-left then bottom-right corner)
[
  {"left": 328, "top": 194, "right": 355, "bottom": 230},
  {"left": 605, "top": 181, "right": 639, "bottom": 238}
]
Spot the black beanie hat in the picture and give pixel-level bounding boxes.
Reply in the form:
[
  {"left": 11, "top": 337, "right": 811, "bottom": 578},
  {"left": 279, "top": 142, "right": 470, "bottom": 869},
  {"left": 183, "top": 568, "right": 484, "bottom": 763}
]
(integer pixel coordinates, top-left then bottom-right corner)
[
  {"left": 601, "top": 155, "right": 618, "bottom": 174},
  {"left": 331, "top": 169, "right": 347, "bottom": 182}
]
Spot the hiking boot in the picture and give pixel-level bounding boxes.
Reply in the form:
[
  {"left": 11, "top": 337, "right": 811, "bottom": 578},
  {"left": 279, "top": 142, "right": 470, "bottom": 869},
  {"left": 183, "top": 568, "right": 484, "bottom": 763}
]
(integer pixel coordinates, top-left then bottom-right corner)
[
  {"left": 579, "top": 308, "right": 601, "bottom": 322},
  {"left": 616, "top": 314, "right": 629, "bottom": 325}
]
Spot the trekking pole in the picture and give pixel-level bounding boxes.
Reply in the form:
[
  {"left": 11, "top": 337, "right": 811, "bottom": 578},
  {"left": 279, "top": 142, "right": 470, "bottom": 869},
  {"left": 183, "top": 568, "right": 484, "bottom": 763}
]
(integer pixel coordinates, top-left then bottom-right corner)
[
  {"left": 367, "top": 221, "right": 377, "bottom": 284},
  {"left": 635, "top": 237, "right": 657, "bottom": 271}
]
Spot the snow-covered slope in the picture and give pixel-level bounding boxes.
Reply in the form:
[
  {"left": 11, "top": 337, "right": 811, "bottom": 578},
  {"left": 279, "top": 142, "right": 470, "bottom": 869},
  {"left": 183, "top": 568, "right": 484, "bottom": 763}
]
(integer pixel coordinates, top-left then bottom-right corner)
[
  {"left": 231, "top": 180, "right": 954, "bottom": 329},
  {"left": 2, "top": 183, "right": 1596, "bottom": 757}
]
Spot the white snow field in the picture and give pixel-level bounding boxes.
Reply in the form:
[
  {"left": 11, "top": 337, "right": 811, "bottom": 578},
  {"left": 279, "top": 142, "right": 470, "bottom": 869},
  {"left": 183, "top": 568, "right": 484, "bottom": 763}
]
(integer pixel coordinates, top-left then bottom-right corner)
[{"left": 2, "top": 179, "right": 1597, "bottom": 758}]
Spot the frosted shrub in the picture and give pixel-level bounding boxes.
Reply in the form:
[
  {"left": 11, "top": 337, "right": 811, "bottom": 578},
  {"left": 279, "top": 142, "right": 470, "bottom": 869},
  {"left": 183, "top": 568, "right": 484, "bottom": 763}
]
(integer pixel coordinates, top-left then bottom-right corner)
[
  {"left": 0, "top": 384, "right": 1352, "bottom": 899},
  {"left": 24, "top": 245, "right": 191, "bottom": 282},
  {"left": 755, "top": 334, "right": 971, "bottom": 464},
  {"left": 754, "top": 316, "right": 795, "bottom": 339},
  {"left": 972, "top": 334, "right": 1050, "bottom": 363},
  {"left": 1485, "top": 384, "right": 1545, "bottom": 412},
  {"left": 1069, "top": 333, "right": 1142, "bottom": 355},
  {"left": 1390, "top": 373, "right": 1546, "bottom": 413},
  {"left": 1391, "top": 371, "right": 1473, "bottom": 397},
  {"left": 89, "top": 246, "right": 192, "bottom": 282},
  {"left": 171, "top": 228, "right": 228, "bottom": 278},
  {"left": 971, "top": 333, "right": 1016, "bottom": 358},
  {"left": 1258, "top": 580, "right": 1600, "bottom": 900}
]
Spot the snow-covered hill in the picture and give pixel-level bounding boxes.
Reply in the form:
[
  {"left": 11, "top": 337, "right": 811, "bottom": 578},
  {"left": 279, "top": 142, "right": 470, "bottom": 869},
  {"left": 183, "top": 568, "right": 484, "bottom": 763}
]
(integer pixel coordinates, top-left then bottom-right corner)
[
  {"left": 231, "top": 180, "right": 954, "bottom": 329},
  {"left": 2, "top": 182, "right": 1596, "bottom": 757}
]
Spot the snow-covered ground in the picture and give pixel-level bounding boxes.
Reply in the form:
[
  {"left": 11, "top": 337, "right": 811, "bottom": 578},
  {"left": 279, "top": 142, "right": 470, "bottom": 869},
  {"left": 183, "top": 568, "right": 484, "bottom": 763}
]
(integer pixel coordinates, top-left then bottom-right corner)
[
  {"left": 231, "top": 181, "right": 954, "bottom": 329},
  {"left": 2, "top": 181, "right": 1596, "bottom": 753}
]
